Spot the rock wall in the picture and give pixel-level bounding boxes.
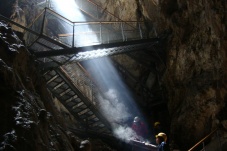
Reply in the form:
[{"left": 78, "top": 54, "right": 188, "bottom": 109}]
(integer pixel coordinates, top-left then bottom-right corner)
[
  {"left": 0, "top": 21, "right": 81, "bottom": 150},
  {"left": 93, "top": 0, "right": 227, "bottom": 150},
  {"left": 2, "top": 0, "right": 43, "bottom": 33},
  {"left": 160, "top": 1, "right": 227, "bottom": 150}
]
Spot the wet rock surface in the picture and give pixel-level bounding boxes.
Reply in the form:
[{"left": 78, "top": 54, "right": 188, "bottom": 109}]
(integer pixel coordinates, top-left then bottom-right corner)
[{"left": 0, "top": 21, "right": 79, "bottom": 151}]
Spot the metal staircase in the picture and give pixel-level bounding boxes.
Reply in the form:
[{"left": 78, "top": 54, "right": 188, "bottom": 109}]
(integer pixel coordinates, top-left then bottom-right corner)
[{"left": 44, "top": 65, "right": 112, "bottom": 135}]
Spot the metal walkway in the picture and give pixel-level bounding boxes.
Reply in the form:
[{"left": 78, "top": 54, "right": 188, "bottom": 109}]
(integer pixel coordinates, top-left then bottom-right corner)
[
  {"left": 23, "top": 6, "right": 158, "bottom": 65},
  {"left": 0, "top": 0, "right": 159, "bottom": 66}
]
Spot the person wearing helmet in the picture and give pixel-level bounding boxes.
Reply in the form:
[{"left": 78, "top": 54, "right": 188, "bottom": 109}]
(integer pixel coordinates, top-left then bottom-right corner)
[
  {"left": 155, "top": 132, "right": 170, "bottom": 151},
  {"left": 131, "top": 116, "right": 148, "bottom": 141},
  {"left": 154, "top": 122, "right": 161, "bottom": 128},
  {"left": 154, "top": 121, "right": 163, "bottom": 135}
]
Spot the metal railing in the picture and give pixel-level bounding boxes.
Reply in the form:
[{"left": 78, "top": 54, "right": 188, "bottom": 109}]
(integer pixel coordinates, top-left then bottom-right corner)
[
  {"left": 24, "top": 7, "right": 145, "bottom": 49},
  {"left": 61, "top": 63, "right": 103, "bottom": 109},
  {"left": 46, "top": 0, "right": 142, "bottom": 28},
  {"left": 188, "top": 128, "right": 222, "bottom": 151},
  {"left": 79, "top": 0, "right": 142, "bottom": 31}
]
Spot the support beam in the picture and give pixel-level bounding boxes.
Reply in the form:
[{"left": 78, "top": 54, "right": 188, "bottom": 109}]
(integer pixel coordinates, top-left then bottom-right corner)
[{"left": 34, "top": 39, "right": 159, "bottom": 59}]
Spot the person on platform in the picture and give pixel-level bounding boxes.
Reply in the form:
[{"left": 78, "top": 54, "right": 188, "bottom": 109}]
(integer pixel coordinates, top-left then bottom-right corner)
[
  {"left": 155, "top": 132, "right": 170, "bottom": 151},
  {"left": 131, "top": 116, "right": 148, "bottom": 141}
]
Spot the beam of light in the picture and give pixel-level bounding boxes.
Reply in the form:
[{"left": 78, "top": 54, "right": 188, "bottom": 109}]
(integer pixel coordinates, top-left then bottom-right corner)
[
  {"left": 51, "top": 0, "right": 85, "bottom": 21},
  {"left": 82, "top": 57, "right": 145, "bottom": 142},
  {"left": 50, "top": 0, "right": 100, "bottom": 47},
  {"left": 49, "top": 0, "right": 147, "bottom": 142}
]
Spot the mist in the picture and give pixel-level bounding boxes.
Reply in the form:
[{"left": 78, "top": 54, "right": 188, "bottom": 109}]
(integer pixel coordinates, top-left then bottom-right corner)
[{"left": 82, "top": 57, "right": 142, "bottom": 142}]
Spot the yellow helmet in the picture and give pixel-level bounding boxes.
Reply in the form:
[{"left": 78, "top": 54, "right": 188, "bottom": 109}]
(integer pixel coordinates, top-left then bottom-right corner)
[
  {"left": 155, "top": 132, "right": 167, "bottom": 142},
  {"left": 154, "top": 121, "right": 161, "bottom": 127}
]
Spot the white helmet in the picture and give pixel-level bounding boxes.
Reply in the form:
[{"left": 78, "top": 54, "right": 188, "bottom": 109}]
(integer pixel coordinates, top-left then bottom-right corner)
[{"left": 134, "top": 116, "right": 140, "bottom": 123}]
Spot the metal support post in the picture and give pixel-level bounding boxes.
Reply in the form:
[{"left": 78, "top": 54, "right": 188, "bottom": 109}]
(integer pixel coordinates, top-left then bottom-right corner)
[
  {"left": 46, "top": 0, "right": 51, "bottom": 9},
  {"left": 41, "top": 8, "right": 47, "bottom": 35},
  {"left": 202, "top": 142, "right": 206, "bottom": 151},
  {"left": 77, "top": 0, "right": 83, "bottom": 9},
  {"left": 108, "top": 31, "right": 110, "bottom": 43},
  {"left": 45, "top": 0, "right": 48, "bottom": 8},
  {"left": 139, "top": 23, "right": 143, "bottom": 39},
  {"left": 72, "top": 23, "right": 75, "bottom": 47},
  {"left": 121, "top": 22, "right": 125, "bottom": 41},
  {"left": 100, "top": 22, "right": 102, "bottom": 43},
  {"left": 96, "top": 5, "right": 99, "bottom": 18}
]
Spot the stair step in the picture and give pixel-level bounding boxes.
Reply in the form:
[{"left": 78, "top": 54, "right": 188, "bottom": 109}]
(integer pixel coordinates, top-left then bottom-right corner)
[
  {"left": 78, "top": 108, "right": 90, "bottom": 116},
  {"left": 65, "top": 95, "right": 78, "bottom": 103},
  {"left": 72, "top": 102, "right": 84, "bottom": 109},
  {"left": 61, "top": 93, "right": 75, "bottom": 101},
  {"left": 67, "top": 100, "right": 82, "bottom": 108},
  {"left": 46, "top": 75, "right": 59, "bottom": 84},
  {"left": 52, "top": 81, "right": 65, "bottom": 90}
]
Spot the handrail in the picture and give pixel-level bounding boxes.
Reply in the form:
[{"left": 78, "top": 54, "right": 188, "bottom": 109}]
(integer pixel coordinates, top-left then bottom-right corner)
[
  {"left": 87, "top": 0, "right": 140, "bottom": 22},
  {"left": 188, "top": 128, "right": 218, "bottom": 151},
  {"left": 87, "top": 0, "right": 139, "bottom": 30},
  {"left": 26, "top": 9, "right": 45, "bottom": 30},
  {"left": 57, "top": 67, "right": 112, "bottom": 130},
  {"left": 46, "top": 7, "right": 142, "bottom": 24},
  {"left": 46, "top": 7, "right": 74, "bottom": 23},
  {"left": 41, "top": 7, "right": 145, "bottom": 47},
  {"left": 0, "top": 14, "right": 40, "bottom": 37},
  {"left": 72, "top": 21, "right": 143, "bottom": 24},
  {"left": 76, "top": 62, "right": 105, "bottom": 94},
  {"left": 87, "top": 0, "right": 126, "bottom": 21}
]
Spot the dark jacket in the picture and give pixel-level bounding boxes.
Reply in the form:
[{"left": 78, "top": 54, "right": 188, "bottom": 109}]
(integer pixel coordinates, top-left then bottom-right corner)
[{"left": 158, "top": 142, "right": 170, "bottom": 151}]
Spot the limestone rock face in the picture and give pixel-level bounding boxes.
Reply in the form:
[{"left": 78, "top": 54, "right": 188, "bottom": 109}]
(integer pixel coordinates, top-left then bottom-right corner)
[
  {"left": 1, "top": 0, "right": 41, "bottom": 32},
  {"left": 160, "top": 1, "right": 227, "bottom": 149}
]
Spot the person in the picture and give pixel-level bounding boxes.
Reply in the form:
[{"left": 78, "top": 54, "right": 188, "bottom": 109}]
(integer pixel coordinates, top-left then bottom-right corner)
[
  {"left": 155, "top": 132, "right": 170, "bottom": 151},
  {"left": 131, "top": 116, "right": 148, "bottom": 141},
  {"left": 154, "top": 121, "right": 162, "bottom": 135}
]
